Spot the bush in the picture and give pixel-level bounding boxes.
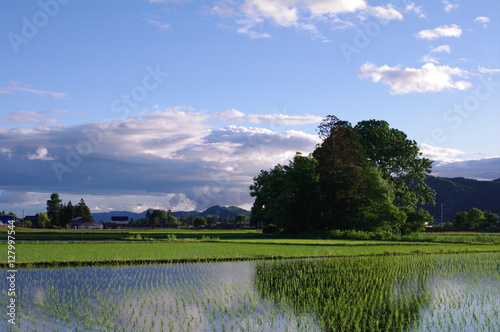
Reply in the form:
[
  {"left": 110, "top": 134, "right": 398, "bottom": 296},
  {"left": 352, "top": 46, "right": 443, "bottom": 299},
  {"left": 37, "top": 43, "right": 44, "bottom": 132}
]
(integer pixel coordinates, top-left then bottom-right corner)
[{"left": 262, "top": 224, "right": 280, "bottom": 234}]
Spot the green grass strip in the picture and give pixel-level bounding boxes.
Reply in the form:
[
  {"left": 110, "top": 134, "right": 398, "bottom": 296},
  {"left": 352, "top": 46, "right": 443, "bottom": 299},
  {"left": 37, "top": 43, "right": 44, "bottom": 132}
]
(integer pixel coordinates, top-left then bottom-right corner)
[{"left": 2, "top": 241, "right": 499, "bottom": 268}]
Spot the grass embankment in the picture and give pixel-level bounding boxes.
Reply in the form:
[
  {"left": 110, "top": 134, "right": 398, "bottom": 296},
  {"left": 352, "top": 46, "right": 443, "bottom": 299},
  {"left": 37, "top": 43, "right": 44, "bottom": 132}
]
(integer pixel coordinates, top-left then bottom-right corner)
[
  {"left": 1, "top": 228, "right": 262, "bottom": 241},
  {"left": 5, "top": 228, "right": 500, "bottom": 244},
  {"left": 2, "top": 240, "right": 499, "bottom": 268}
]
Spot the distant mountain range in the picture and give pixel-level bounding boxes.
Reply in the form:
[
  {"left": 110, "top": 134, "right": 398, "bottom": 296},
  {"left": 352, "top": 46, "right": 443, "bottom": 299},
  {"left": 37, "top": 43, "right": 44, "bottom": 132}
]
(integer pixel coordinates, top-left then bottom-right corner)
[
  {"left": 424, "top": 176, "right": 500, "bottom": 223},
  {"left": 92, "top": 205, "right": 251, "bottom": 222},
  {"left": 92, "top": 177, "right": 500, "bottom": 224}
]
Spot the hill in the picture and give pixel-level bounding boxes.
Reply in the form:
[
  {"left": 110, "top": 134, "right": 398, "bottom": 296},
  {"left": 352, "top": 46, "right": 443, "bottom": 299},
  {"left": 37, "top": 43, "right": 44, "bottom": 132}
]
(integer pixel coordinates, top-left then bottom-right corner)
[
  {"left": 424, "top": 176, "right": 500, "bottom": 223},
  {"left": 92, "top": 205, "right": 250, "bottom": 222}
]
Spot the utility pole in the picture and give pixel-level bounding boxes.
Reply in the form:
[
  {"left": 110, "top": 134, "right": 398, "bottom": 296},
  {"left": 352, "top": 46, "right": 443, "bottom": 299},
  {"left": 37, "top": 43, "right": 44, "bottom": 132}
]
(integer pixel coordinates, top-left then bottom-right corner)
[{"left": 441, "top": 203, "right": 444, "bottom": 224}]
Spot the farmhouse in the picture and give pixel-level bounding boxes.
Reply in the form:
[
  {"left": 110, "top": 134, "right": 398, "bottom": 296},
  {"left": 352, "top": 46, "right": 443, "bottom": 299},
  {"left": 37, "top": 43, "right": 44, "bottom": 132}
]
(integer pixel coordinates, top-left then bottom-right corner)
[
  {"left": 69, "top": 217, "right": 102, "bottom": 229},
  {"left": 24, "top": 215, "right": 39, "bottom": 228},
  {"left": 0, "top": 213, "right": 19, "bottom": 226}
]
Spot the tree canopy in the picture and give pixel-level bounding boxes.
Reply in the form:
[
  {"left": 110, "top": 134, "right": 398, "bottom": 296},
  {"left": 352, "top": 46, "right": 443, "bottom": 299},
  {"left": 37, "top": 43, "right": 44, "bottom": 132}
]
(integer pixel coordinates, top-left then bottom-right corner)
[
  {"left": 45, "top": 194, "right": 94, "bottom": 227},
  {"left": 250, "top": 116, "right": 435, "bottom": 235}
]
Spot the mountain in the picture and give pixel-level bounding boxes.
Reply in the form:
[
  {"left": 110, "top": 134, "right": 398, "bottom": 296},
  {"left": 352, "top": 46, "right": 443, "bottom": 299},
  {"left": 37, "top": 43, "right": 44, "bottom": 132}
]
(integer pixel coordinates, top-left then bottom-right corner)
[
  {"left": 92, "top": 205, "right": 250, "bottom": 222},
  {"left": 200, "top": 205, "right": 251, "bottom": 219},
  {"left": 423, "top": 176, "right": 500, "bottom": 223}
]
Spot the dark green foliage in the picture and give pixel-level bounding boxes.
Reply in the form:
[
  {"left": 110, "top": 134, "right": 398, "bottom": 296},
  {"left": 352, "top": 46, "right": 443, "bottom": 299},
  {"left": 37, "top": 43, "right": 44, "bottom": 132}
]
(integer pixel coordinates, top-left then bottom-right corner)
[
  {"left": 354, "top": 120, "right": 435, "bottom": 209},
  {"left": 250, "top": 153, "right": 320, "bottom": 233},
  {"left": 193, "top": 216, "right": 207, "bottom": 227},
  {"left": 452, "top": 207, "right": 499, "bottom": 231},
  {"left": 262, "top": 224, "right": 280, "bottom": 234},
  {"left": 46, "top": 193, "right": 62, "bottom": 226}
]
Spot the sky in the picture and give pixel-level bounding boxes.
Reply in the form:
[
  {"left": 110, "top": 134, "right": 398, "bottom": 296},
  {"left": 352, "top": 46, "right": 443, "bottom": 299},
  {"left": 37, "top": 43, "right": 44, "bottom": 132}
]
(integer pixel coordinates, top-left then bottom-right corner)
[{"left": 1, "top": 0, "right": 499, "bottom": 216}]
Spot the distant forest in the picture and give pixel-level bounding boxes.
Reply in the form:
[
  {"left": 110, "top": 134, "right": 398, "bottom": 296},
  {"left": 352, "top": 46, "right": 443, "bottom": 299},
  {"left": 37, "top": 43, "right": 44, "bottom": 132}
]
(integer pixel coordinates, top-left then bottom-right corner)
[{"left": 424, "top": 176, "right": 500, "bottom": 223}]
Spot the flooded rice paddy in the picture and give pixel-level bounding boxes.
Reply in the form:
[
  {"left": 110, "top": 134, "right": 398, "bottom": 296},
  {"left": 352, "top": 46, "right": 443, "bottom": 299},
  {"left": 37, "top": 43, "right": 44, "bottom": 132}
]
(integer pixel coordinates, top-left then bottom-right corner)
[{"left": 2, "top": 252, "right": 499, "bottom": 331}]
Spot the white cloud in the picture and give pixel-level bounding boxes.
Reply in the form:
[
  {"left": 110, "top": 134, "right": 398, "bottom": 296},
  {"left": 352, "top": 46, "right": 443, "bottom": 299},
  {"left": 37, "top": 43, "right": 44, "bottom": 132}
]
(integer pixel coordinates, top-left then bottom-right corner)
[
  {"left": 474, "top": 16, "right": 490, "bottom": 24},
  {"left": 0, "top": 81, "right": 67, "bottom": 99},
  {"left": 216, "top": 109, "right": 323, "bottom": 125},
  {"left": 432, "top": 157, "right": 500, "bottom": 180},
  {"left": 211, "top": 0, "right": 402, "bottom": 40},
  {"left": 419, "top": 54, "right": 439, "bottom": 64},
  {"left": 27, "top": 147, "right": 57, "bottom": 161},
  {"left": 0, "top": 148, "right": 13, "bottom": 158},
  {"left": 478, "top": 66, "right": 500, "bottom": 74},
  {"left": 430, "top": 44, "right": 451, "bottom": 53},
  {"left": 419, "top": 143, "right": 465, "bottom": 162},
  {"left": 359, "top": 62, "right": 471, "bottom": 94},
  {"left": 403, "top": 2, "right": 425, "bottom": 18},
  {"left": 474, "top": 16, "right": 491, "bottom": 28},
  {"left": 368, "top": 5, "right": 403, "bottom": 21},
  {"left": 442, "top": 1, "right": 458, "bottom": 13},
  {"left": 415, "top": 24, "right": 462, "bottom": 40},
  {"left": 305, "top": 0, "right": 367, "bottom": 16}
]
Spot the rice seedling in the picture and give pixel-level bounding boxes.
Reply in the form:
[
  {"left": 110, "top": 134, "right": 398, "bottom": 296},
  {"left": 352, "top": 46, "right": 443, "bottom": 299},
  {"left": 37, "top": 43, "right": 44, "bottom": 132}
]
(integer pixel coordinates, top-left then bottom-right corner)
[{"left": 0, "top": 252, "right": 498, "bottom": 331}]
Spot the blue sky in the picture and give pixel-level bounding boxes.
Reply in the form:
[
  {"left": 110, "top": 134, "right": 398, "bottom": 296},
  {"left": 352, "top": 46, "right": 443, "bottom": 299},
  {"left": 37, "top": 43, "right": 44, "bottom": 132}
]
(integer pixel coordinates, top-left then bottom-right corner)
[{"left": 1, "top": 0, "right": 499, "bottom": 216}]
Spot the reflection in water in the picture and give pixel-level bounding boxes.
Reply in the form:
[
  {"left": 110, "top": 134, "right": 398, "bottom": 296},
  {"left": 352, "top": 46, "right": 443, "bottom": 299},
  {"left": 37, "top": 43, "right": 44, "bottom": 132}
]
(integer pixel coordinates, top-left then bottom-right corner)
[
  {"left": 1, "top": 261, "right": 322, "bottom": 332},
  {"left": 0, "top": 253, "right": 498, "bottom": 331},
  {"left": 255, "top": 255, "right": 432, "bottom": 331},
  {"left": 255, "top": 253, "right": 499, "bottom": 332}
]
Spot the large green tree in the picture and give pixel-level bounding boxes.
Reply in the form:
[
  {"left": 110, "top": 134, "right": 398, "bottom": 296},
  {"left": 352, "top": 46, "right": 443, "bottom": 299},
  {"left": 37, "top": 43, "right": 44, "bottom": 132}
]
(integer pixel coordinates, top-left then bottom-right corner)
[
  {"left": 250, "top": 153, "right": 319, "bottom": 233},
  {"left": 250, "top": 116, "right": 436, "bottom": 235},
  {"left": 312, "top": 116, "right": 368, "bottom": 230},
  {"left": 354, "top": 120, "right": 435, "bottom": 210},
  {"left": 46, "top": 193, "right": 62, "bottom": 226}
]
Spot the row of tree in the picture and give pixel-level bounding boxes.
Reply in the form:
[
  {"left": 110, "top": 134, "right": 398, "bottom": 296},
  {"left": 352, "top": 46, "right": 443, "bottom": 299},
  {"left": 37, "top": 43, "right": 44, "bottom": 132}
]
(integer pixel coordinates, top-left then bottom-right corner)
[
  {"left": 250, "top": 116, "right": 435, "bottom": 235},
  {"left": 131, "top": 212, "right": 247, "bottom": 227},
  {"left": 452, "top": 208, "right": 498, "bottom": 231},
  {"left": 46, "top": 193, "right": 93, "bottom": 227},
  {"left": 132, "top": 209, "right": 179, "bottom": 225}
]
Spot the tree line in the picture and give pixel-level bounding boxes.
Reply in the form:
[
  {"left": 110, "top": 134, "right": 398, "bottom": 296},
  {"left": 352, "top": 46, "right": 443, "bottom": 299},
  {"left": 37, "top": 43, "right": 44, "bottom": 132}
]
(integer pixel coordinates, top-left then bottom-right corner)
[{"left": 250, "top": 116, "right": 435, "bottom": 235}]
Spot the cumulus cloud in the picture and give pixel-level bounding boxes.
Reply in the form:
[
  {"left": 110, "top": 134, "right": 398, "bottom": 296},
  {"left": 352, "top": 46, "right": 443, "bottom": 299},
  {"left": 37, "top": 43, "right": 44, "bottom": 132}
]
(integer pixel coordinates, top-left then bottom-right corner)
[
  {"left": 27, "top": 147, "right": 57, "bottom": 161},
  {"left": 415, "top": 24, "right": 462, "bottom": 40},
  {"left": 367, "top": 5, "right": 403, "bottom": 21},
  {"left": 211, "top": 0, "right": 403, "bottom": 40},
  {"left": 0, "top": 81, "right": 67, "bottom": 99},
  {"left": 432, "top": 157, "right": 500, "bottom": 180},
  {"left": 419, "top": 143, "right": 465, "bottom": 163},
  {"left": 0, "top": 107, "right": 321, "bottom": 212},
  {"left": 359, "top": 62, "right": 471, "bottom": 94},
  {"left": 420, "top": 144, "right": 500, "bottom": 180}
]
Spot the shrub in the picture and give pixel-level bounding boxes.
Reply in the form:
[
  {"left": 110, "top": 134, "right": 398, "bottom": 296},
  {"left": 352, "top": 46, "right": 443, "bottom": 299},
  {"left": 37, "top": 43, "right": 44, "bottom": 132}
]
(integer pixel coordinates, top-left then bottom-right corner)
[{"left": 262, "top": 224, "right": 280, "bottom": 234}]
